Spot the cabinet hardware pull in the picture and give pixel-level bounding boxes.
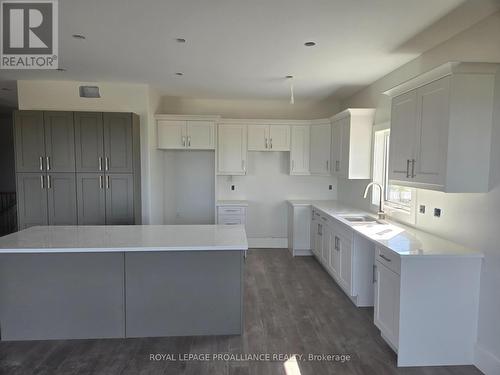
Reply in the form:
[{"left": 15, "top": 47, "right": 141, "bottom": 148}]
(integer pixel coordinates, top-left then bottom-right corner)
[
  {"left": 106, "top": 175, "right": 110, "bottom": 189},
  {"left": 326, "top": 160, "right": 329, "bottom": 170},
  {"left": 98, "top": 157, "right": 103, "bottom": 171},
  {"left": 46, "top": 156, "right": 50, "bottom": 171},
  {"left": 321, "top": 217, "right": 327, "bottom": 221},
  {"left": 241, "top": 160, "right": 246, "bottom": 171},
  {"left": 182, "top": 136, "right": 186, "bottom": 147},
  {"left": 105, "top": 157, "right": 109, "bottom": 171},
  {"left": 406, "top": 159, "right": 410, "bottom": 178},
  {"left": 270, "top": 138, "right": 272, "bottom": 149},
  {"left": 99, "top": 175, "right": 103, "bottom": 189},
  {"left": 39, "top": 156, "right": 44, "bottom": 171},
  {"left": 47, "top": 175, "right": 51, "bottom": 189},
  {"left": 188, "top": 136, "right": 191, "bottom": 147},
  {"left": 40, "top": 175, "right": 44, "bottom": 189},
  {"left": 379, "top": 254, "right": 392, "bottom": 262},
  {"left": 411, "top": 159, "right": 416, "bottom": 178},
  {"left": 335, "top": 160, "right": 339, "bottom": 172},
  {"left": 373, "top": 265, "right": 377, "bottom": 283},
  {"left": 265, "top": 138, "right": 268, "bottom": 149}
]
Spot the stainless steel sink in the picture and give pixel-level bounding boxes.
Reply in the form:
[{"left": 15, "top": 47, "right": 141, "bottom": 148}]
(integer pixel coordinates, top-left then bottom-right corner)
[{"left": 341, "top": 215, "right": 378, "bottom": 223}]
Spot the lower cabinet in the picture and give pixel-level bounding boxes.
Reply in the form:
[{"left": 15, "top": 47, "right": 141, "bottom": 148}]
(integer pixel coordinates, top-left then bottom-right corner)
[
  {"left": 311, "top": 210, "right": 375, "bottom": 307},
  {"left": 76, "top": 173, "right": 135, "bottom": 225},
  {"left": 374, "top": 259, "right": 400, "bottom": 351},
  {"left": 17, "top": 172, "right": 77, "bottom": 229}
]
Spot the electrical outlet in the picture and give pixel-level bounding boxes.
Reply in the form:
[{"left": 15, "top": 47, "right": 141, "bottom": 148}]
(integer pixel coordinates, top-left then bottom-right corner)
[
  {"left": 434, "top": 208, "right": 442, "bottom": 218},
  {"left": 329, "top": 185, "right": 333, "bottom": 190},
  {"left": 231, "top": 185, "right": 235, "bottom": 191},
  {"left": 419, "top": 205, "right": 426, "bottom": 214}
]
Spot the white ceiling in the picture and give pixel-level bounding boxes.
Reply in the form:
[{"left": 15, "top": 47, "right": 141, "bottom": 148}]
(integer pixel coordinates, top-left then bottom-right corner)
[{"left": 0, "top": 0, "right": 495, "bottom": 106}]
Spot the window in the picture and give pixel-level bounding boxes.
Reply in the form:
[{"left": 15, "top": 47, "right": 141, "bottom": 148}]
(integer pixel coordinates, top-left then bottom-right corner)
[{"left": 372, "top": 127, "right": 415, "bottom": 222}]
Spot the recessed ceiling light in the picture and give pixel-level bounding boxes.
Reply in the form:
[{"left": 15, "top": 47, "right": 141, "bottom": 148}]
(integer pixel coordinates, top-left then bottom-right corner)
[
  {"left": 286, "top": 75, "right": 294, "bottom": 79},
  {"left": 176, "top": 38, "right": 186, "bottom": 43},
  {"left": 175, "top": 72, "right": 184, "bottom": 76},
  {"left": 72, "top": 34, "right": 86, "bottom": 40},
  {"left": 304, "top": 41, "right": 316, "bottom": 47}
]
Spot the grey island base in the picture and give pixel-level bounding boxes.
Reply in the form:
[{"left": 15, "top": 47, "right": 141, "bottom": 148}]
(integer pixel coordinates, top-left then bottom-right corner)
[{"left": 0, "top": 225, "right": 248, "bottom": 341}]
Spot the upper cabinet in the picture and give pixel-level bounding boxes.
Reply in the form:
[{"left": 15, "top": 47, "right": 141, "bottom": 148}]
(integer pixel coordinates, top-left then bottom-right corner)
[
  {"left": 290, "top": 125, "right": 310, "bottom": 175},
  {"left": 386, "top": 62, "right": 498, "bottom": 192},
  {"left": 248, "top": 124, "right": 290, "bottom": 151},
  {"left": 217, "top": 124, "right": 247, "bottom": 175},
  {"left": 309, "top": 121, "right": 331, "bottom": 175},
  {"left": 157, "top": 116, "right": 217, "bottom": 150},
  {"left": 331, "top": 109, "right": 374, "bottom": 179}
]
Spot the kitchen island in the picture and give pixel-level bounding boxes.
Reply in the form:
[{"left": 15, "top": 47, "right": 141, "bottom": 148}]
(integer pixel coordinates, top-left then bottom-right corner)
[{"left": 0, "top": 225, "right": 248, "bottom": 341}]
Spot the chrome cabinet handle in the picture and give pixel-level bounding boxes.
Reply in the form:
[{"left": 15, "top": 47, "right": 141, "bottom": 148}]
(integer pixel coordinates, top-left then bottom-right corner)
[
  {"left": 270, "top": 138, "right": 272, "bottom": 149},
  {"left": 99, "top": 175, "right": 103, "bottom": 189},
  {"left": 321, "top": 217, "right": 327, "bottom": 222},
  {"left": 182, "top": 136, "right": 186, "bottom": 147},
  {"left": 188, "top": 136, "right": 191, "bottom": 147},
  {"left": 46, "top": 156, "right": 50, "bottom": 171},
  {"left": 98, "top": 157, "right": 103, "bottom": 171},
  {"left": 106, "top": 175, "right": 110, "bottom": 189},
  {"left": 326, "top": 160, "right": 329, "bottom": 171},
  {"left": 373, "top": 264, "right": 377, "bottom": 283},
  {"left": 241, "top": 160, "right": 246, "bottom": 172},
  {"left": 47, "top": 175, "right": 51, "bottom": 189},
  {"left": 39, "top": 156, "right": 44, "bottom": 171},
  {"left": 40, "top": 175, "right": 44, "bottom": 189},
  {"left": 411, "top": 159, "right": 416, "bottom": 178},
  {"left": 265, "top": 138, "right": 268, "bottom": 149},
  {"left": 379, "top": 254, "right": 392, "bottom": 262},
  {"left": 105, "top": 157, "right": 109, "bottom": 171},
  {"left": 406, "top": 159, "right": 411, "bottom": 178}
]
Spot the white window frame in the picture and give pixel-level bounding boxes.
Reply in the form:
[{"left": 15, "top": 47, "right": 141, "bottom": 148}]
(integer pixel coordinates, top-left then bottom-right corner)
[{"left": 371, "top": 122, "right": 417, "bottom": 226}]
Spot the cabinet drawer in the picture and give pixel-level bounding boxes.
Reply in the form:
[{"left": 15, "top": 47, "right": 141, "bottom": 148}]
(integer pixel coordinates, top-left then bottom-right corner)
[
  {"left": 217, "top": 206, "right": 245, "bottom": 216},
  {"left": 376, "top": 246, "right": 401, "bottom": 275},
  {"left": 334, "top": 221, "right": 353, "bottom": 241},
  {"left": 218, "top": 215, "right": 244, "bottom": 225}
]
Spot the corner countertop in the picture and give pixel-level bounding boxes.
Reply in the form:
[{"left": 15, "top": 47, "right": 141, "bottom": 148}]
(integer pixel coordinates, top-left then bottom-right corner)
[
  {"left": 288, "top": 200, "right": 482, "bottom": 258},
  {"left": 216, "top": 200, "right": 249, "bottom": 206},
  {"left": 0, "top": 225, "right": 248, "bottom": 254}
]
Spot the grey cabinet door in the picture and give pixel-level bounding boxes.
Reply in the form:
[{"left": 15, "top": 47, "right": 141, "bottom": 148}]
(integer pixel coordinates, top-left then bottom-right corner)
[
  {"left": 105, "top": 174, "right": 134, "bottom": 225},
  {"left": 14, "top": 111, "right": 46, "bottom": 172},
  {"left": 103, "top": 113, "right": 133, "bottom": 173},
  {"left": 44, "top": 112, "right": 76, "bottom": 172},
  {"left": 76, "top": 173, "right": 106, "bottom": 225},
  {"left": 16, "top": 173, "right": 48, "bottom": 229},
  {"left": 75, "top": 112, "right": 104, "bottom": 172},
  {"left": 47, "top": 173, "right": 77, "bottom": 225}
]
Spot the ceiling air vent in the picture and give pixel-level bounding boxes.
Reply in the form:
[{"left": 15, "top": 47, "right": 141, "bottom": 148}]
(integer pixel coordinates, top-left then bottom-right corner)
[{"left": 79, "top": 86, "right": 101, "bottom": 98}]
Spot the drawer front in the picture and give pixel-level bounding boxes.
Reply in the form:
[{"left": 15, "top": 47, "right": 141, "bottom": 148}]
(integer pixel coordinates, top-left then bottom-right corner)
[
  {"left": 376, "top": 246, "right": 401, "bottom": 275},
  {"left": 217, "top": 206, "right": 245, "bottom": 216},
  {"left": 333, "top": 220, "right": 353, "bottom": 241},
  {"left": 218, "top": 215, "right": 244, "bottom": 225}
]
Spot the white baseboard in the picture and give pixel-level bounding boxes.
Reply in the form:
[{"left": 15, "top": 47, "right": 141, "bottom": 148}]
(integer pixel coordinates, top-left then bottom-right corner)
[
  {"left": 248, "top": 237, "right": 287, "bottom": 248},
  {"left": 475, "top": 343, "right": 500, "bottom": 375},
  {"left": 293, "top": 249, "right": 313, "bottom": 256}
]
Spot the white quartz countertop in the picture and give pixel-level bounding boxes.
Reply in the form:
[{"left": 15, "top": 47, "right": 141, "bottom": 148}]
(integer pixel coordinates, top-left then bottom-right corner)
[
  {"left": 0, "top": 225, "right": 248, "bottom": 254},
  {"left": 216, "top": 200, "right": 249, "bottom": 206},
  {"left": 288, "top": 200, "right": 482, "bottom": 258}
]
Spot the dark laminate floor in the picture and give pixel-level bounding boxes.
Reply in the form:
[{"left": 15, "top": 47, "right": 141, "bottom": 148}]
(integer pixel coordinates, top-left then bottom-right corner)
[{"left": 0, "top": 249, "right": 482, "bottom": 375}]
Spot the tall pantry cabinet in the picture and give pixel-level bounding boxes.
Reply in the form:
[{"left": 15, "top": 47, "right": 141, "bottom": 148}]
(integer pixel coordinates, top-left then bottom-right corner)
[{"left": 14, "top": 110, "right": 141, "bottom": 229}]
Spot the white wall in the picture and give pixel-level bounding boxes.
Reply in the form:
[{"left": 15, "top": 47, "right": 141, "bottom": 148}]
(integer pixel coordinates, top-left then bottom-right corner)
[
  {"left": 16, "top": 80, "right": 163, "bottom": 224},
  {"left": 162, "top": 95, "right": 340, "bottom": 120},
  {"left": 163, "top": 150, "right": 215, "bottom": 225},
  {"left": 218, "top": 152, "right": 337, "bottom": 243},
  {"left": 339, "top": 11, "right": 500, "bottom": 373}
]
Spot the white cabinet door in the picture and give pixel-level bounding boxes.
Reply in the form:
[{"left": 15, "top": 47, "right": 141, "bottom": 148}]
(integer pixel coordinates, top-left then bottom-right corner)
[
  {"left": 157, "top": 120, "right": 186, "bottom": 149},
  {"left": 331, "top": 120, "right": 342, "bottom": 175},
  {"left": 339, "top": 118, "right": 350, "bottom": 178},
  {"left": 338, "top": 234, "right": 352, "bottom": 294},
  {"left": 310, "top": 124, "right": 331, "bottom": 175},
  {"left": 374, "top": 261, "right": 400, "bottom": 349},
  {"left": 290, "top": 126, "right": 310, "bottom": 175},
  {"left": 315, "top": 222, "right": 323, "bottom": 258},
  {"left": 269, "top": 125, "right": 290, "bottom": 151},
  {"left": 186, "top": 121, "right": 215, "bottom": 150},
  {"left": 217, "top": 125, "right": 247, "bottom": 175},
  {"left": 389, "top": 91, "right": 417, "bottom": 182},
  {"left": 321, "top": 221, "right": 331, "bottom": 265},
  {"left": 247, "top": 125, "right": 269, "bottom": 151},
  {"left": 329, "top": 233, "right": 340, "bottom": 279},
  {"left": 413, "top": 77, "right": 450, "bottom": 186}
]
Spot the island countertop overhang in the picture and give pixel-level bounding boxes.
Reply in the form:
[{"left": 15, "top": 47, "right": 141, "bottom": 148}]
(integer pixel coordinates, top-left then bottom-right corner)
[{"left": 0, "top": 225, "right": 249, "bottom": 254}]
